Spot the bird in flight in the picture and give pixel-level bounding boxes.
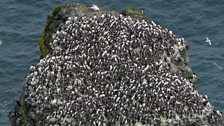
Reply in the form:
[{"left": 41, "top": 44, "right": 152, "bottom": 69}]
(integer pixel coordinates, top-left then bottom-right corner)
[{"left": 205, "top": 37, "right": 212, "bottom": 45}]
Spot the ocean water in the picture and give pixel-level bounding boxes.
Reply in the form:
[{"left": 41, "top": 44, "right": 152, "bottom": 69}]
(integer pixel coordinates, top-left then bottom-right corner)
[{"left": 0, "top": 0, "right": 224, "bottom": 125}]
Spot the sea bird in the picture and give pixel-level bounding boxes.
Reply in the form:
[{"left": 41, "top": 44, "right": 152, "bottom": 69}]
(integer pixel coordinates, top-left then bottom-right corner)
[
  {"left": 90, "top": 4, "right": 100, "bottom": 11},
  {"left": 205, "top": 37, "right": 212, "bottom": 45}
]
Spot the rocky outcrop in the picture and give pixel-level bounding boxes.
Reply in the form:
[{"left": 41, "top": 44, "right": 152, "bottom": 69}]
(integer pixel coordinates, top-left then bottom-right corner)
[{"left": 9, "top": 3, "right": 224, "bottom": 126}]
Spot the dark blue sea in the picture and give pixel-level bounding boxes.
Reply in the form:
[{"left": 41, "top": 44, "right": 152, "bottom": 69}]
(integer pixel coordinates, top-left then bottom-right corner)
[{"left": 0, "top": 0, "right": 224, "bottom": 125}]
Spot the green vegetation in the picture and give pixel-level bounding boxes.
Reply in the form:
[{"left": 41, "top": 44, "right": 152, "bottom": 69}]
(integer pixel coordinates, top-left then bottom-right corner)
[
  {"left": 121, "top": 7, "right": 147, "bottom": 21},
  {"left": 9, "top": 94, "right": 34, "bottom": 126},
  {"left": 17, "top": 95, "right": 34, "bottom": 126},
  {"left": 127, "top": 7, "right": 139, "bottom": 14},
  {"left": 39, "top": 5, "right": 63, "bottom": 58},
  {"left": 39, "top": 31, "right": 49, "bottom": 58}
]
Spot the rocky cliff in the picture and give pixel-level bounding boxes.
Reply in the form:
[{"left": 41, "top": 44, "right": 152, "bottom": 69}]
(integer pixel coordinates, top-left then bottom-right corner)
[{"left": 9, "top": 3, "right": 224, "bottom": 126}]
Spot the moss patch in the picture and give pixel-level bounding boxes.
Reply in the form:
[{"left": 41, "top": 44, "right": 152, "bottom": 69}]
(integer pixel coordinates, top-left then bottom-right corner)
[
  {"left": 18, "top": 95, "right": 34, "bottom": 126},
  {"left": 10, "top": 94, "right": 34, "bottom": 126},
  {"left": 121, "top": 7, "right": 148, "bottom": 21},
  {"left": 39, "top": 5, "right": 63, "bottom": 58},
  {"left": 39, "top": 31, "right": 49, "bottom": 58},
  {"left": 127, "top": 7, "right": 139, "bottom": 14}
]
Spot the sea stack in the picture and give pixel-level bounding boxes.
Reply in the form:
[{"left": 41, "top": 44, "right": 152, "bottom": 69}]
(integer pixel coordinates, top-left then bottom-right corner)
[{"left": 9, "top": 3, "right": 224, "bottom": 126}]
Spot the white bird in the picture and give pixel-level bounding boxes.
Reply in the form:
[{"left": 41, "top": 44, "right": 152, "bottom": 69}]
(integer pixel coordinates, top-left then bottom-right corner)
[
  {"left": 90, "top": 4, "right": 100, "bottom": 11},
  {"left": 205, "top": 37, "right": 212, "bottom": 45},
  {"left": 141, "top": 8, "right": 144, "bottom": 15}
]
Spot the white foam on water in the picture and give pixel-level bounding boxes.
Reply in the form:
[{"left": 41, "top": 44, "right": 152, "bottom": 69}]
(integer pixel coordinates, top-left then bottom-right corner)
[
  {"left": 213, "top": 62, "right": 222, "bottom": 70},
  {"left": 0, "top": 40, "right": 2, "bottom": 46}
]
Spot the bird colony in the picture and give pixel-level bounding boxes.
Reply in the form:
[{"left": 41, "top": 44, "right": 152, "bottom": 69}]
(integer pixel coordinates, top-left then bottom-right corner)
[{"left": 24, "top": 14, "right": 222, "bottom": 125}]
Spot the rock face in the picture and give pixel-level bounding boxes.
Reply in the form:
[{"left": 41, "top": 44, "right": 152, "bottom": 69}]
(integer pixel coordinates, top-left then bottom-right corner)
[{"left": 9, "top": 3, "right": 224, "bottom": 126}]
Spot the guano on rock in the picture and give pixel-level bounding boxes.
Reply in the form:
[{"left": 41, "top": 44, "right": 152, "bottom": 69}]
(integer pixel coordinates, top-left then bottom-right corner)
[{"left": 9, "top": 3, "right": 224, "bottom": 126}]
